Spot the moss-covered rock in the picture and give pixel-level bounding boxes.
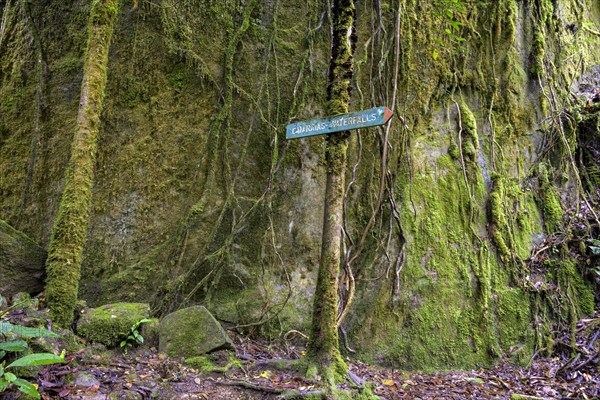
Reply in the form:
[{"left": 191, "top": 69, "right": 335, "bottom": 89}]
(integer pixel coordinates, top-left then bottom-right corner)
[
  {"left": 76, "top": 303, "right": 150, "bottom": 347},
  {"left": 140, "top": 318, "right": 160, "bottom": 348},
  {"left": 159, "top": 306, "right": 233, "bottom": 358}
]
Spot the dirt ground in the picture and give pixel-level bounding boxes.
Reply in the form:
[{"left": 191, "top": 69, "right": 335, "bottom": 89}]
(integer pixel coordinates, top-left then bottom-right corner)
[{"left": 11, "top": 321, "right": 596, "bottom": 400}]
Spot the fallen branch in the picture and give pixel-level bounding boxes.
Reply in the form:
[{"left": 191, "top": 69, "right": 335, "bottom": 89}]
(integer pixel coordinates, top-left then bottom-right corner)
[{"left": 207, "top": 377, "right": 285, "bottom": 394}]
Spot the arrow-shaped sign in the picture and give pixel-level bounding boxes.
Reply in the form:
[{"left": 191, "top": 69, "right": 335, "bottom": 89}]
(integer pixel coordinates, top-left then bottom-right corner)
[{"left": 286, "top": 106, "right": 393, "bottom": 140}]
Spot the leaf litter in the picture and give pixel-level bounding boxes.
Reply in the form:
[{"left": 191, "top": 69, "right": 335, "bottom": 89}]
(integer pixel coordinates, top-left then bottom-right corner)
[{"left": 0, "top": 315, "right": 591, "bottom": 400}]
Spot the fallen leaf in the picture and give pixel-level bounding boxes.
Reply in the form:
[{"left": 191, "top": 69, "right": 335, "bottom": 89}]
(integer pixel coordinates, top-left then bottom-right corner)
[
  {"left": 382, "top": 379, "right": 395, "bottom": 386},
  {"left": 468, "top": 377, "right": 485, "bottom": 384}
]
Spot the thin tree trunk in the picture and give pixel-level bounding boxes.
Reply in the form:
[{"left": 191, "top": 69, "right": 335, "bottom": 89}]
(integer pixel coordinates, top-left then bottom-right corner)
[
  {"left": 45, "top": 0, "right": 121, "bottom": 327},
  {"left": 306, "top": 0, "right": 356, "bottom": 387}
]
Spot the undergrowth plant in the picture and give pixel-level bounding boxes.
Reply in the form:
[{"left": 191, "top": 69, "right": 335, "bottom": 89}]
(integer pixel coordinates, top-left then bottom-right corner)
[
  {"left": 0, "top": 316, "right": 65, "bottom": 398},
  {"left": 432, "top": 0, "right": 466, "bottom": 59},
  {"left": 120, "top": 318, "right": 152, "bottom": 353}
]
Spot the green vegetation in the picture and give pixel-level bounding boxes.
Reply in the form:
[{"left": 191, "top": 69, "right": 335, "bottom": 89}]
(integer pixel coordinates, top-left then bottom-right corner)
[
  {"left": 120, "top": 318, "right": 152, "bottom": 353},
  {"left": 0, "top": 320, "right": 64, "bottom": 399},
  {"left": 44, "top": 0, "right": 122, "bottom": 327},
  {"left": 77, "top": 303, "right": 150, "bottom": 347},
  {"left": 0, "top": 0, "right": 598, "bottom": 374},
  {"left": 185, "top": 352, "right": 241, "bottom": 373}
]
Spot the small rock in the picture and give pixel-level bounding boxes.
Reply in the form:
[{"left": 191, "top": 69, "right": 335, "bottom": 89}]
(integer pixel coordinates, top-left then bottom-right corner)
[{"left": 73, "top": 371, "right": 101, "bottom": 388}]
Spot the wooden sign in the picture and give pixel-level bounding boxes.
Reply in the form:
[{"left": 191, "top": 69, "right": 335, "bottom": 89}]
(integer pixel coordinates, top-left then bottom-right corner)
[{"left": 286, "top": 106, "right": 393, "bottom": 140}]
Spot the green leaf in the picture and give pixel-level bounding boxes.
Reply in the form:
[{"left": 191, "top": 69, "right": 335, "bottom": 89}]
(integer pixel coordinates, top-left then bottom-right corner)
[
  {"left": 0, "top": 351, "right": 6, "bottom": 359},
  {"left": 0, "top": 321, "right": 60, "bottom": 338},
  {"left": 468, "top": 377, "right": 485, "bottom": 384},
  {"left": 0, "top": 377, "right": 7, "bottom": 392},
  {"left": 590, "top": 246, "right": 600, "bottom": 255},
  {"left": 432, "top": 49, "right": 439, "bottom": 60},
  {"left": 12, "top": 378, "right": 40, "bottom": 399},
  {"left": 7, "top": 353, "right": 64, "bottom": 368},
  {"left": 4, "top": 372, "right": 17, "bottom": 382},
  {"left": 0, "top": 340, "right": 28, "bottom": 352},
  {"left": 449, "top": 20, "right": 461, "bottom": 31}
]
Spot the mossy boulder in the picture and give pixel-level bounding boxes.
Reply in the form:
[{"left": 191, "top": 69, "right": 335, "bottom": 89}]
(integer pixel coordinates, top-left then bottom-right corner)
[
  {"left": 140, "top": 318, "right": 160, "bottom": 348},
  {"left": 76, "top": 303, "right": 150, "bottom": 347},
  {"left": 159, "top": 306, "right": 233, "bottom": 358}
]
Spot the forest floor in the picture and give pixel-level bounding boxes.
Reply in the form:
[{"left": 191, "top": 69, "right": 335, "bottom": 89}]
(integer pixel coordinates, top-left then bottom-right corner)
[{"left": 3, "top": 316, "right": 597, "bottom": 400}]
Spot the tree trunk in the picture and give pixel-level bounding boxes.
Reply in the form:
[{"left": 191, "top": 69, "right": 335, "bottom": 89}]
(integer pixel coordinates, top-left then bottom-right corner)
[
  {"left": 0, "top": 220, "right": 46, "bottom": 297},
  {"left": 306, "top": 0, "right": 356, "bottom": 386},
  {"left": 45, "top": 0, "right": 121, "bottom": 327}
]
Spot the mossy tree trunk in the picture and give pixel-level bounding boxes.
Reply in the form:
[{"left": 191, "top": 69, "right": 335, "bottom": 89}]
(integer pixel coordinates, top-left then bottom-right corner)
[
  {"left": 45, "top": 0, "right": 121, "bottom": 327},
  {"left": 306, "top": 0, "right": 356, "bottom": 387}
]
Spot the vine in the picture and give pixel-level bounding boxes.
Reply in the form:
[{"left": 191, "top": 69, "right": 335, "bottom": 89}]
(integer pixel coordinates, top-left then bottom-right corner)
[
  {"left": 150, "top": 0, "right": 330, "bottom": 339},
  {"left": 17, "top": 0, "right": 47, "bottom": 228}
]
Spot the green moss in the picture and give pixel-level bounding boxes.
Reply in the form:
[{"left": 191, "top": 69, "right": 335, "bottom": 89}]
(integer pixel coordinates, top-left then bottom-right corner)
[
  {"left": 185, "top": 355, "right": 215, "bottom": 372},
  {"left": 45, "top": 0, "right": 122, "bottom": 327},
  {"left": 459, "top": 102, "right": 479, "bottom": 154},
  {"left": 489, "top": 175, "right": 511, "bottom": 261},
  {"left": 76, "top": 303, "right": 150, "bottom": 347},
  {"left": 552, "top": 260, "right": 595, "bottom": 317},
  {"left": 2, "top": 0, "right": 596, "bottom": 374},
  {"left": 531, "top": 29, "right": 546, "bottom": 77},
  {"left": 537, "top": 165, "right": 564, "bottom": 234},
  {"left": 448, "top": 141, "right": 460, "bottom": 159},
  {"left": 159, "top": 306, "right": 233, "bottom": 358},
  {"left": 185, "top": 352, "right": 241, "bottom": 373}
]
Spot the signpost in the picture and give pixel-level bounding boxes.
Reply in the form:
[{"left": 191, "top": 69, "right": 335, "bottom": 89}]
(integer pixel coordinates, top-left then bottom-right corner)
[{"left": 286, "top": 106, "right": 393, "bottom": 140}]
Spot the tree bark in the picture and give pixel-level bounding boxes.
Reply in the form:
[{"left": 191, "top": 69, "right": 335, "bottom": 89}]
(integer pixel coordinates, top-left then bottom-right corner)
[
  {"left": 45, "top": 0, "right": 121, "bottom": 327},
  {"left": 0, "top": 220, "right": 46, "bottom": 297},
  {"left": 306, "top": 0, "right": 356, "bottom": 386}
]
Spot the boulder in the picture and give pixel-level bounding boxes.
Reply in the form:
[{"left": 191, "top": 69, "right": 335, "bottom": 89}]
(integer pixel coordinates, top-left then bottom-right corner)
[
  {"left": 76, "top": 303, "right": 150, "bottom": 347},
  {"left": 140, "top": 318, "right": 160, "bottom": 348},
  {"left": 0, "top": 220, "right": 46, "bottom": 297},
  {"left": 159, "top": 306, "right": 232, "bottom": 358}
]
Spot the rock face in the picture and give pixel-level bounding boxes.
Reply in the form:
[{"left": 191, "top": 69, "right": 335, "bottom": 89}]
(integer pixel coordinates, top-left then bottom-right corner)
[
  {"left": 76, "top": 303, "right": 150, "bottom": 347},
  {"left": 159, "top": 306, "right": 233, "bottom": 358},
  {"left": 0, "top": 220, "right": 46, "bottom": 297},
  {"left": 1, "top": 0, "right": 598, "bottom": 371}
]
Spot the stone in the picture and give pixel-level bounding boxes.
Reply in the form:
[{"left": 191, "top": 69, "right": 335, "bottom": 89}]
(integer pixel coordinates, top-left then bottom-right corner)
[
  {"left": 11, "top": 292, "right": 39, "bottom": 312},
  {"left": 159, "top": 306, "right": 233, "bottom": 358},
  {"left": 140, "top": 318, "right": 160, "bottom": 348},
  {"left": 76, "top": 303, "right": 150, "bottom": 347},
  {"left": 73, "top": 371, "right": 101, "bottom": 388}
]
